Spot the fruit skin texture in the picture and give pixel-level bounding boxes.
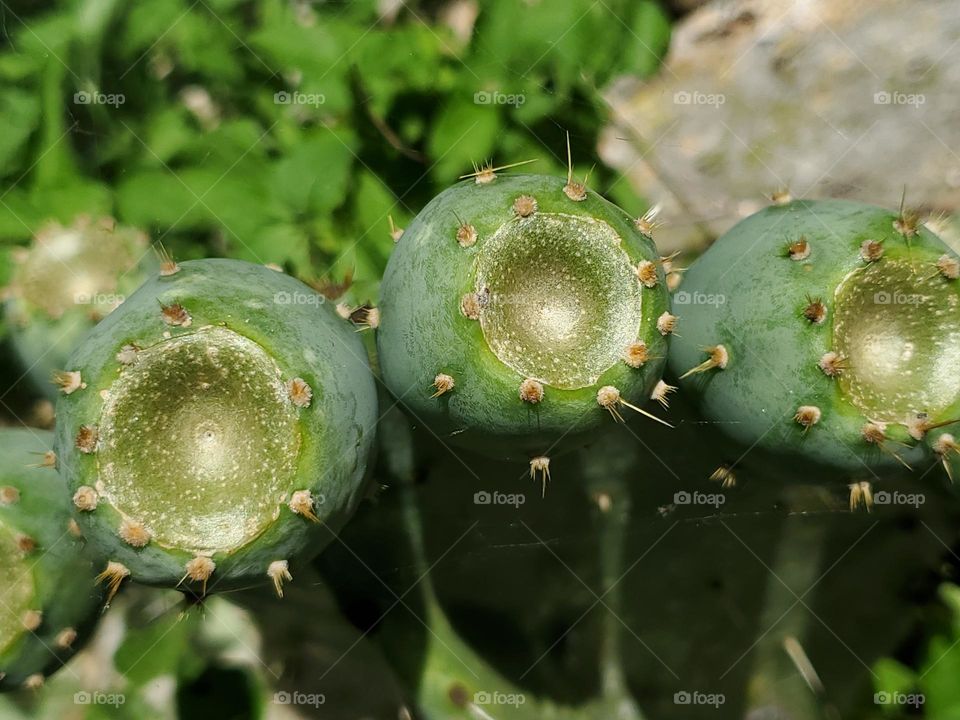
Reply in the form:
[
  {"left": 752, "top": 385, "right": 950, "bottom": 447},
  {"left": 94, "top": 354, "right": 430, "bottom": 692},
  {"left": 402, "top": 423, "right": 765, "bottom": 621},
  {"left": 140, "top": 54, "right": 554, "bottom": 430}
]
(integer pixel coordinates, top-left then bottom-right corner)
[
  {"left": 0, "top": 429, "right": 102, "bottom": 691},
  {"left": 669, "top": 199, "right": 960, "bottom": 473},
  {"left": 55, "top": 258, "right": 378, "bottom": 592},
  {"left": 378, "top": 174, "right": 670, "bottom": 459},
  {"left": 3, "top": 217, "right": 151, "bottom": 399}
]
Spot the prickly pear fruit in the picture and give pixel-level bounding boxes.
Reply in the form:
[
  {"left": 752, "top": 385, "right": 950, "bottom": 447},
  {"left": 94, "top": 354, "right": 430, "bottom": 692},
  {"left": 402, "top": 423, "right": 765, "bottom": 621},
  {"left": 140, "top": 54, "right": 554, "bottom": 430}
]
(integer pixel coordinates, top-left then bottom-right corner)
[
  {"left": 0, "top": 429, "right": 102, "bottom": 692},
  {"left": 55, "top": 258, "right": 378, "bottom": 595},
  {"left": 377, "top": 172, "right": 671, "bottom": 464},
  {"left": 3, "top": 217, "right": 152, "bottom": 399},
  {"left": 669, "top": 199, "right": 960, "bottom": 475}
]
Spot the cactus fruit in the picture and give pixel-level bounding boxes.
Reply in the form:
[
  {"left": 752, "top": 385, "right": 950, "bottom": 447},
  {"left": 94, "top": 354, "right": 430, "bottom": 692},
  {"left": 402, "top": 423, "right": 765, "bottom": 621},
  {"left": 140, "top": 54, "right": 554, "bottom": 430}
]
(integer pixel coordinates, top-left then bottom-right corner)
[
  {"left": 54, "top": 258, "right": 378, "bottom": 595},
  {"left": 377, "top": 172, "right": 671, "bottom": 464},
  {"left": 0, "top": 429, "right": 102, "bottom": 691},
  {"left": 3, "top": 217, "right": 152, "bottom": 399},
  {"left": 669, "top": 198, "right": 960, "bottom": 479}
]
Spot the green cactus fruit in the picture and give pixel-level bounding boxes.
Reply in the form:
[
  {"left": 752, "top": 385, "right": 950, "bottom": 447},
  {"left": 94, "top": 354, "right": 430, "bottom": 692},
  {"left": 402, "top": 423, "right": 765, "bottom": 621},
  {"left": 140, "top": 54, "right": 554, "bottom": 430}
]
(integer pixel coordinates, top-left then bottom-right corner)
[
  {"left": 0, "top": 429, "right": 102, "bottom": 692},
  {"left": 3, "top": 217, "right": 153, "bottom": 400},
  {"left": 377, "top": 172, "right": 672, "bottom": 465},
  {"left": 54, "top": 258, "right": 378, "bottom": 596},
  {"left": 669, "top": 198, "right": 960, "bottom": 482}
]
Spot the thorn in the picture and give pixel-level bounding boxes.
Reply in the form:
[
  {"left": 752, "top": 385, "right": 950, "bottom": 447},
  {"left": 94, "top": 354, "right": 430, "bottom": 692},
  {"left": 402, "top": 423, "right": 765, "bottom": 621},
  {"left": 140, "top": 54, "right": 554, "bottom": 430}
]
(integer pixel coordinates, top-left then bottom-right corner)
[
  {"left": 353, "top": 307, "right": 380, "bottom": 331},
  {"left": 710, "top": 464, "right": 736, "bottom": 488},
  {"left": 431, "top": 373, "right": 455, "bottom": 398},
  {"left": 596, "top": 385, "right": 673, "bottom": 427},
  {"left": 267, "top": 560, "right": 293, "bottom": 599},
  {"left": 657, "top": 312, "right": 678, "bottom": 336},
  {"left": 26, "top": 450, "right": 57, "bottom": 469},
  {"left": 96, "top": 562, "right": 131, "bottom": 607},
  {"left": 0, "top": 486, "right": 19, "bottom": 505},
  {"left": 651, "top": 379, "right": 677, "bottom": 409},
  {"left": 289, "top": 490, "right": 320, "bottom": 523},
  {"left": 459, "top": 159, "right": 538, "bottom": 184},
  {"left": 634, "top": 204, "right": 663, "bottom": 238},
  {"left": 848, "top": 481, "right": 873, "bottom": 512},
  {"left": 905, "top": 414, "right": 960, "bottom": 441},
  {"left": 680, "top": 344, "right": 729, "bottom": 379},
  {"left": 455, "top": 216, "right": 478, "bottom": 248},
  {"left": 529, "top": 456, "right": 551, "bottom": 497},
  {"left": 155, "top": 243, "right": 181, "bottom": 276},
  {"left": 635, "top": 260, "right": 659, "bottom": 288},
  {"left": 818, "top": 351, "right": 847, "bottom": 377},
  {"left": 934, "top": 433, "right": 959, "bottom": 481},
  {"left": 802, "top": 296, "right": 827, "bottom": 324},
  {"left": 118, "top": 518, "right": 151, "bottom": 548},
  {"left": 794, "top": 405, "right": 822, "bottom": 430},
  {"left": 562, "top": 132, "right": 588, "bottom": 201},
  {"left": 894, "top": 187, "right": 919, "bottom": 238},
  {"left": 862, "top": 422, "right": 912, "bottom": 469},
  {"left": 286, "top": 378, "right": 313, "bottom": 408},
  {"left": 388, "top": 215, "right": 404, "bottom": 243},
  {"left": 937, "top": 254, "right": 960, "bottom": 280},
  {"left": 782, "top": 636, "right": 825, "bottom": 696},
  {"left": 181, "top": 556, "right": 216, "bottom": 595},
  {"left": 51, "top": 370, "right": 85, "bottom": 395}
]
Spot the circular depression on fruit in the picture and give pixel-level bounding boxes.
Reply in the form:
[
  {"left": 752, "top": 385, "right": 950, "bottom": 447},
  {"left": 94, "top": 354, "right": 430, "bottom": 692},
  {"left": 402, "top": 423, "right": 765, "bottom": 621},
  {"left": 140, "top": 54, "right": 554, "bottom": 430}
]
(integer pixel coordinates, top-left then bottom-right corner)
[
  {"left": 0, "top": 523, "right": 35, "bottom": 654},
  {"left": 96, "top": 326, "right": 302, "bottom": 553},
  {"left": 474, "top": 213, "right": 642, "bottom": 389},
  {"left": 833, "top": 259, "right": 960, "bottom": 421}
]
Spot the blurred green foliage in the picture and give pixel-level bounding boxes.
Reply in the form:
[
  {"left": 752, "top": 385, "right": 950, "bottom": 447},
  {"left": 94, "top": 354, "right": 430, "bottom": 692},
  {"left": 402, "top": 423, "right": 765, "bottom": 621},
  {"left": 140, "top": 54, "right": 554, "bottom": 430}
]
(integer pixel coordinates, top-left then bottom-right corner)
[{"left": 0, "top": 0, "right": 670, "bottom": 303}]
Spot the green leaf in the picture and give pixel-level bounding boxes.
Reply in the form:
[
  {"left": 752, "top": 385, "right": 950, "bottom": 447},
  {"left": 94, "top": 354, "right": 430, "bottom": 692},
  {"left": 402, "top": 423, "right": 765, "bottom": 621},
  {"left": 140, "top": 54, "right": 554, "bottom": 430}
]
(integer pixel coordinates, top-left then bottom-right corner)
[
  {"left": 626, "top": 1, "right": 672, "bottom": 78},
  {"left": 427, "top": 96, "right": 501, "bottom": 183},
  {"left": 0, "top": 88, "right": 41, "bottom": 174},
  {"left": 114, "top": 610, "right": 198, "bottom": 686},
  {"left": 269, "top": 128, "right": 355, "bottom": 218}
]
